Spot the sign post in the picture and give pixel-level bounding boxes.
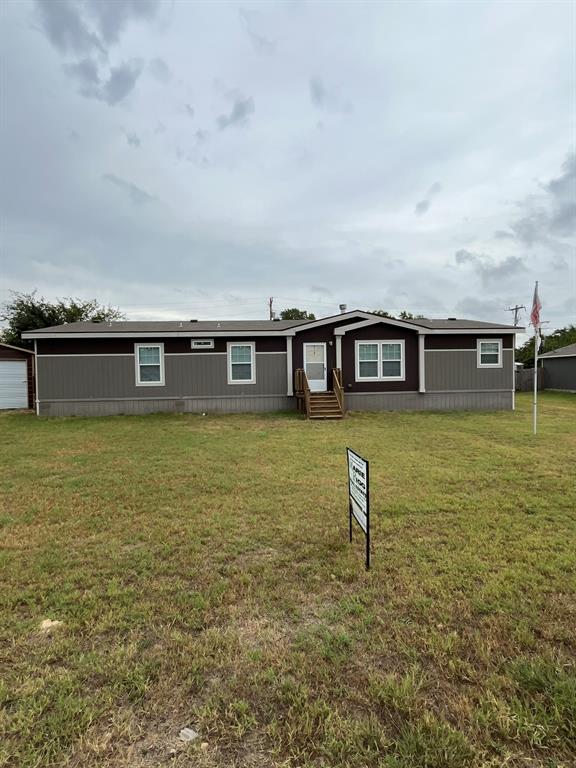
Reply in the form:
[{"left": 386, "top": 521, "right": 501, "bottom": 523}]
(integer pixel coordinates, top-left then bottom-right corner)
[{"left": 346, "top": 448, "right": 370, "bottom": 570}]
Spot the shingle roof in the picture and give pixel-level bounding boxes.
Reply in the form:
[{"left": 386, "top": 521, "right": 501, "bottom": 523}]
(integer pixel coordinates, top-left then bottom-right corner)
[
  {"left": 406, "top": 318, "right": 517, "bottom": 330},
  {"left": 539, "top": 343, "right": 576, "bottom": 358},
  {"left": 26, "top": 319, "right": 311, "bottom": 334},
  {"left": 24, "top": 311, "right": 519, "bottom": 335}
]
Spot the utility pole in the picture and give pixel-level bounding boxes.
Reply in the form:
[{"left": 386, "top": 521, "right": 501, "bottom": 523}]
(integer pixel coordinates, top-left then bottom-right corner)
[
  {"left": 506, "top": 304, "right": 526, "bottom": 326},
  {"left": 268, "top": 296, "right": 274, "bottom": 320}
]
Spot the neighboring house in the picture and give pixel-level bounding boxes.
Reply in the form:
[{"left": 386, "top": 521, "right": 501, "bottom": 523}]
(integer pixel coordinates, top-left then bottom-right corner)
[
  {"left": 22, "top": 310, "right": 522, "bottom": 417},
  {"left": 0, "top": 343, "right": 35, "bottom": 410},
  {"left": 539, "top": 343, "right": 576, "bottom": 392}
]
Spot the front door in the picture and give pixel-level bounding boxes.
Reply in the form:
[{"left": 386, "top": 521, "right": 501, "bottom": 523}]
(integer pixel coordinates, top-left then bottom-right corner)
[{"left": 304, "top": 343, "right": 327, "bottom": 392}]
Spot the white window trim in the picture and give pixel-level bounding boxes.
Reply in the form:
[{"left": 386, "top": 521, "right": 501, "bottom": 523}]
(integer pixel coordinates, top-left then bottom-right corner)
[
  {"left": 355, "top": 340, "right": 405, "bottom": 382},
  {"left": 477, "top": 338, "right": 503, "bottom": 368},
  {"left": 191, "top": 339, "right": 214, "bottom": 349},
  {"left": 227, "top": 341, "right": 256, "bottom": 385},
  {"left": 135, "top": 343, "right": 165, "bottom": 386}
]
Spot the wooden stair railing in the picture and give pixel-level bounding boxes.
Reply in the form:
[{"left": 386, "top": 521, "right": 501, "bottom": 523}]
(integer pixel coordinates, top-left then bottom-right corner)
[
  {"left": 294, "top": 368, "right": 312, "bottom": 417},
  {"left": 332, "top": 368, "right": 345, "bottom": 415},
  {"left": 294, "top": 368, "right": 344, "bottom": 420}
]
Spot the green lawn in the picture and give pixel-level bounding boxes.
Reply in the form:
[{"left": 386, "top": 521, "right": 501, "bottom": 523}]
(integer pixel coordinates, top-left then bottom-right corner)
[{"left": 1, "top": 393, "right": 575, "bottom": 768}]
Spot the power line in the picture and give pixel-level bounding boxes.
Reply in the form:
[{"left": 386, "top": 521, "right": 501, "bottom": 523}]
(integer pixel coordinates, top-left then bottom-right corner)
[{"left": 505, "top": 304, "right": 526, "bottom": 326}]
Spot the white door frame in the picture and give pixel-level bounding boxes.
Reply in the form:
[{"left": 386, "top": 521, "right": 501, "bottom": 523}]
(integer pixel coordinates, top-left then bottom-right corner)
[{"left": 303, "top": 342, "right": 327, "bottom": 392}]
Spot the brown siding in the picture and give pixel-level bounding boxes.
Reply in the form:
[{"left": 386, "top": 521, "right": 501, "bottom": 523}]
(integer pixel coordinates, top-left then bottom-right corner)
[
  {"left": 342, "top": 324, "right": 419, "bottom": 392},
  {"left": 37, "top": 336, "right": 287, "bottom": 355},
  {"left": 0, "top": 346, "right": 32, "bottom": 360},
  {"left": 292, "top": 318, "right": 355, "bottom": 388},
  {"left": 27, "top": 356, "right": 35, "bottom": 409},
  {"left": 425, "top": 334, "right": 514, "bottom": 350}
]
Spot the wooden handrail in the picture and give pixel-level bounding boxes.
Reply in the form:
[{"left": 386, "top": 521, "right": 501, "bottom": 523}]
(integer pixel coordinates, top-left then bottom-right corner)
[
  {"left": 332, "top": 368, "right": 345, "bottom": 414},
  {"left": 294, "top": 368, "right": 311, "bottom": 417}
]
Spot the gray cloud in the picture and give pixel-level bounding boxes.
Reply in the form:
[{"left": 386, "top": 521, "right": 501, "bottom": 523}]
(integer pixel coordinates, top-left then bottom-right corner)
[
  {"left": 148, "top": 57, "right": 171, "bottom": 83},
  {"left": 84, "top": 0, "right": 160, "bottom": 46},
  {"left": 185, "top": 104, "right": 195, "bottom": 118},
  {"left": 239, "top": 8, "right": 276, "bottom": 56},
  {"left": 546, "top": 152, "right": 575, "bottom": 200},
  {"left": 496, "top": 151, "right": 576, "bottom": 246},
  {"left": 309, "top": 77, "right": 352, "bottom": 114},
  {"left": 3, "top": 1, "right": 573, "bottom": 331},
  {"left": 455, "top": 249, "right": 527, "bottom": 287},
  {"left": 125, "top": 131, "right": 141, "bottom": 148},
  {"left": 66, "top": 58, "right": 143, "bottom": 104},
  {"left": 414, "top": 199, "right": 431, "bottom": 216},
  {"left": 415, "top": 182, "right": 442, "bottom": 216},
  {"left": 217, "top": 97, "right": 255, "bottom": 130},
  {"left": 35, "top": 0, "right": 103, "bottom": 55},
  {"left": 456, "top": 296, "right": 509, "bottom": 318},
  {"left": 36, "top": 0, "right": 159, "bottom": 54},
  {"left": 64, "top": 57, "right": 100, "bottom": 88},
  {"left": 101, "top": 61, "right": 143, "bottom": 104},
  {"left": 35, "top": 0, "right": 156, "bottom": 106},
  {"left": 454, "top": 248, "right": 526, "bottom": 287},
  {"left": 549, "top": 202, "right": 576, "bottom": 237},
  {"left": 102, "top": 174, "right": 156, "bottom": 205}
]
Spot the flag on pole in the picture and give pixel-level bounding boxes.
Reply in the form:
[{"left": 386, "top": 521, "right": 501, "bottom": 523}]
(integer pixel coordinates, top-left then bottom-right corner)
[
  {"left": 530, "top": 282, "right": 542, "bottom": 330},
  {"left": 531, "top": 282, "right": 541, "bottom": 435}
]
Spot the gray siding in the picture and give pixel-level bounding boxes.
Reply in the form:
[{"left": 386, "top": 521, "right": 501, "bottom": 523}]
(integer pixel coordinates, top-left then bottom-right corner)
[
  {"left": 542, "top": 358, "right": 576, "bottom": 392},
  {"left": 39, "top": 395, "right": 294, "bottom": 417},
  {"left": 37, "top": 353, "right": 287, "bottom": 401},
  {"left": 345, "top": 391, "right": 513, "bottom": 411},
  {"left": 425, "top": 349, "right": 513, "bottom": 392}
]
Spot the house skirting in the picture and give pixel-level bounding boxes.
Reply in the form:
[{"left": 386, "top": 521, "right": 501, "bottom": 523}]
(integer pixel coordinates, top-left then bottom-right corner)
[
  {"left": 38, "top": 395, "right": 295, "bottom": 417},
  {"left": 344, "top": 390, "right": 514, "bottom": 411}
]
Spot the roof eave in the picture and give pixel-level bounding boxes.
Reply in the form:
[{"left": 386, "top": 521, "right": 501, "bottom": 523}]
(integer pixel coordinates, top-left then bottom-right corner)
[{"left": 0, "top": 341, "right": 34, "bottom": 353}]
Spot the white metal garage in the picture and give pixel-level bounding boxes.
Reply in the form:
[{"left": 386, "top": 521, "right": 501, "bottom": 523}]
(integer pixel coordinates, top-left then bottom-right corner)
[{"left": 0, "top": 360, "right": 28, "bottom": 409}]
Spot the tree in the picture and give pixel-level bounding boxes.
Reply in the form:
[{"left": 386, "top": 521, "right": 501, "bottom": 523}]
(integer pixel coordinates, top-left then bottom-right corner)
[
  {"left": 371, "top": 309, "right": 424, "bottom": 320},
  {"left": 515, "top": 325, "right": 576, "bottom": 368},
  {"left": 279, "top": 308, "right": 316, "bottom": 321},
  {"left": 0, "top": 291, "right": 125, "bottom": 348}
]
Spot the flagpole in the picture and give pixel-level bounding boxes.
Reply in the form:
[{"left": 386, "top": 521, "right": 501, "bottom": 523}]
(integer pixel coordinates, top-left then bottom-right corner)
[
  {"left": 532, "top": 280, "right": 539, "bottom": 435},
  {"left": 533, "top": 325, "right": 538, "bottom": 435}
]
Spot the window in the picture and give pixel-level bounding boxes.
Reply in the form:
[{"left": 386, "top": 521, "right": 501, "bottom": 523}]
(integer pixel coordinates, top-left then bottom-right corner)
[
  {"left": 358, "top": 343, "right": 379, "bottom": 378},
  {"left": 191, "top": 339, "right": 214, "bottom": 349},
  {"left": 356, "top": 340, "right": 405, "bottom": 381},
  {"left": 135, "top": 344, "right": 164, "bottom": 385},
  {"left": 227, "top": 342, "right": 255, "bottom": 384},
  {"left": 477, "top": 339, "right": 502, "bottom": 368}
]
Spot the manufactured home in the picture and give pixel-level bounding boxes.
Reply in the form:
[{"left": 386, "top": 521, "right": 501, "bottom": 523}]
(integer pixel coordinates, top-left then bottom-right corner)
[{"left": 22, "top": 310, "right": 523, "bottom": 418}]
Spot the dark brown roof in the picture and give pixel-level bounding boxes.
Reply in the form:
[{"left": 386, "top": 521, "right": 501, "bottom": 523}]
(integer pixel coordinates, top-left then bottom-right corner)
[
  {"left": 539, "top": 343, "right": 576, "bottom": 358},
  {"left": 0, "top": 342, "right": 34, "bottom": 354}
]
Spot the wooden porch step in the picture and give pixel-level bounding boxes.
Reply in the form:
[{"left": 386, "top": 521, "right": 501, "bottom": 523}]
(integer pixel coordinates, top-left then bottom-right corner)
[{"left": 308, "top": 390, "right": 343, "bottom": 419}]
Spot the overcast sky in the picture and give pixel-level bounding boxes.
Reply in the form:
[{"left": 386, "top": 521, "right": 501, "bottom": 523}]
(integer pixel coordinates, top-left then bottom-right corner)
[{"left": 1, "top": 0, "right": 574, "bottom": 336}]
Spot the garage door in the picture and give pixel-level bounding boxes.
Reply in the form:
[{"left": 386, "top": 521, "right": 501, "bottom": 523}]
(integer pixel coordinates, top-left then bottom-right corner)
[{"left": 0, "top": 360, "right": 28, "bottom": 409}]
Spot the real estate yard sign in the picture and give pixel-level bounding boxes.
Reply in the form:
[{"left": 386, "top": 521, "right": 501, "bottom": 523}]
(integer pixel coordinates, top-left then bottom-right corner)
[{"left": 347, "top": 448, "right": 370, "bottom": 570}]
